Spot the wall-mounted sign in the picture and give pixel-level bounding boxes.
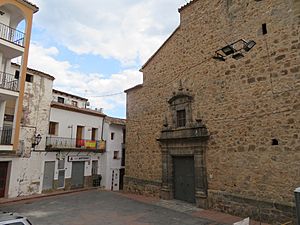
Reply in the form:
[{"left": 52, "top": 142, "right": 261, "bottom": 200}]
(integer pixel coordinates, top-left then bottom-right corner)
[{"left": 68, "top": 155, "right": 91, "bottom": 162}]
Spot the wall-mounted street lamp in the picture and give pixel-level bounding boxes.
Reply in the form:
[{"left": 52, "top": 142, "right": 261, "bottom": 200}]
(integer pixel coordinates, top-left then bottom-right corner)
[
  {"left": 32, "top": 134, "right": 42, "bottom": 148},
  {"left": 213, "top": 39, "right": 256, "bottom": 62}
]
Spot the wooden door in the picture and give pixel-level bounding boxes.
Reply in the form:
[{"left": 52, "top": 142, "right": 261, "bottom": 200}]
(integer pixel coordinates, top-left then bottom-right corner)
[
  {"left": 76, "top": 126, "right": 84, "bottom": 147},
  {"left": 0, "top": 162, "right": 8, "bottom": 197}
]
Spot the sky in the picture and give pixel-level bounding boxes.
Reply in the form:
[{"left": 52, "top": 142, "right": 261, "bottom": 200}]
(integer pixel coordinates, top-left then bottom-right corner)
[{"left": 25, "top": 0, "right": 188, "bottom": 118}]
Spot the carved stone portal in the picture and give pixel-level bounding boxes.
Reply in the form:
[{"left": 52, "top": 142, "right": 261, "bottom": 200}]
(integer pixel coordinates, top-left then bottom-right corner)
[{"left": 157, "top": 84, "right": 209, "bottom": 208}]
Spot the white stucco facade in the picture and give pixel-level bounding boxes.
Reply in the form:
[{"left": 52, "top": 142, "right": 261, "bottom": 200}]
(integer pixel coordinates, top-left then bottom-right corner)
[
  {"left": 102, "top": 118, "right": 125, "bottom": 191},
  {"left": 41, "top": 91, "right": 106, "bottom": 192},
  {"left": 49, "top": 107, "right": 103, "bottom": 141}
]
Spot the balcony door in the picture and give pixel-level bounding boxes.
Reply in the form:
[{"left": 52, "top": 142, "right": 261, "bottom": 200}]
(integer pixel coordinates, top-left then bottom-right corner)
[{"left": 76, "top": 126, "right": 84, "bottom": 147}]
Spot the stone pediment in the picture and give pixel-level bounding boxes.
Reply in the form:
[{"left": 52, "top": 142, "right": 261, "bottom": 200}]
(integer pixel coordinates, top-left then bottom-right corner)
[{"left": 158, "top": 124, "right": 209, "bottom": 142}]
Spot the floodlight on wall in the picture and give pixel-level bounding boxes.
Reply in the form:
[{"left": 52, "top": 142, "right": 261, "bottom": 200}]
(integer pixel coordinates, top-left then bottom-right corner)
[
  {"left": 232, "top": 52, "right": 244, "bottom": 60},
  {"left": 212, "top": 53, "right": 226, "bottom": 62},
  {"left": 221, "top": 45, "right": 235, "bottom": 55},
  {"left": 213, "top": 39, "right": 256, "bottom": 62},
  {"left": 32, "top": 134, "right": 42, "bottom": 148},
  {"left": 243, "top": 40, "right": 256, "bottom": 52}
]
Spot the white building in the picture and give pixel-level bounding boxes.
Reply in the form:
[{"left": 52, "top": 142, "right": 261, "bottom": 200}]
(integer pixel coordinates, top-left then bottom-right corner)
[
  {"left": 0, "top": 0, "right": 40, "bottom": 198},
  {"left": 102, "top": 117, "right": 125, "bottom": 191},
  {"left": 0, "top": 0, "right": 126, "bottom": 196},
  {"left": 44, "top": 90, "right": 106, "bottom": 191},
  {"left": 11, "top": 63, "right": 54, "bottom": 197}
]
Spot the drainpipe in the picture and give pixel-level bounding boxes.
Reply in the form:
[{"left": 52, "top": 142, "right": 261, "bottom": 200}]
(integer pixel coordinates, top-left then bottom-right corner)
[
  {"left": 101, "top": 116, "right": 106, "bottom": 141},
  {"left": 295, "top": 187, "right": 300, "bottom": 225}
]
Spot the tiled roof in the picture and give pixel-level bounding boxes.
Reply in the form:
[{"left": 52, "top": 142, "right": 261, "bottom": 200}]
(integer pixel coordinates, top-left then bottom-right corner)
[
  {"left": 178, "top": 0, "right": 199, "bottom": 12},
  {"left": 11, "top": 63, "right": 55, "bottom": 81},
  {"left": 106, "top": 116, "right": 126, "bottom": 126},
  {"left": 53, "top": 89, "right": 88, "bottom": 101},
  {"left": 51, "top": 102, "right": 106, "bottom": 117},
  {"left": 18, "top": 0, "right": 39, "bottom": 12}
]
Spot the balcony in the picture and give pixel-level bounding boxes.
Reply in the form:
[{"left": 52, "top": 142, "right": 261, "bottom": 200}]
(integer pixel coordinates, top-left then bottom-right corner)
[
  {"left": 0, "top": 22, "right": 25, "bottom": 47},
  {"left": 0, "top": 127, "right": 13, "bottom": 151},
  {"left": 46, "top": 137, "right": 106, "bottom": 152},
  {"left": 0, "top": 72, "right": 19, "bottom": 92}
]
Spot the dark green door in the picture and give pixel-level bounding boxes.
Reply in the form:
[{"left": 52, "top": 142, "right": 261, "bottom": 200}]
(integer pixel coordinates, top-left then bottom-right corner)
[
  {"left": 0, "top": 162, "right": 8, "bottom": 197},
  {"left": 71, "top": 162, "right": 85, "bottom": 189},
  {"left": 173, "top": 157, "right": 195, "bottom": 203}
]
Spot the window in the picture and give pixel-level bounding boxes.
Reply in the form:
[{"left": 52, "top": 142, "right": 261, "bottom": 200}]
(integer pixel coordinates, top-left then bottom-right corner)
[
  {"left": 113, "top": 151, "right": 119, "bottom": 159},
  {"left": 177, "top": 110, "right": 186, "bottom": 127},
  {"left": 57, "top": 159, "right": 65, "bottom": 170},
  {"left": 57, "top": 97, "right": 65, "bottom": 104},
  {"left": 49, "top": 122, "right": 58, "bottom": 135},
  {"left": 26, "top": 74, "right": 33, "bottom": 83},
  {"left": 4, "top": 114, "right": 14, "bottom": 122},
  {"left": 91, "top": 128, "right": 98, "bottom": 141},
  {"left": 71, "top": 100, "right": 78, "bottom": 107},
  {"left": 262, "top": 23, "right": 267, "bottom": 35},
  {"left": 92, "top": 160, "right": 98, "bottom": 175},
  {"left": 111, "top": 132, "right": 115, "bottom": 140},
  {"left": 15, "top": 70, "right": 20, "bottom": 79},
  {"left": 15, "top": 70, "right": 33, "bottom": 83}
]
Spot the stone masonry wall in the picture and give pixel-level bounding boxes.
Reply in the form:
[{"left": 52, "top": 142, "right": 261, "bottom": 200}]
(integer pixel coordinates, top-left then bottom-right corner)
[
  {"left": 125, "top": 0, "right": 300, "bottom": 223},
  {"left": 14, "top": 66, "right": 53, "bottom": 197},
  {"left": 20, "top": 71, "right": 53, "bottom": 156}
]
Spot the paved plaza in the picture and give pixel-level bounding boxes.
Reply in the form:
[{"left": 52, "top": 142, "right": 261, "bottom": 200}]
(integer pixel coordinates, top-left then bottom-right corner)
[{"left": 0, "top": 190, "right": 264, "bottom": 225}]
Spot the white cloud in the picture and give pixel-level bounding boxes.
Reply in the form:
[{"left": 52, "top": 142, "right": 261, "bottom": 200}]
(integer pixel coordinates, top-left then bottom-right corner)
[
  {"left": 30, "top": 0, "right": 185, "bottom": 65},
  {"left": 28, "top": 42, "right": 142, "bottom": 115},
  {"left": 26, "top": 0, "right": 188, "bottom": 117}
]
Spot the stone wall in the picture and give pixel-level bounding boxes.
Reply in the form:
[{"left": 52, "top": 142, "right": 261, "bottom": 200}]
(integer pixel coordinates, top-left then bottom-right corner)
[
  {"left": 19, "top": 67, "right": 54, "bottom": 156},
  {"left": 125, "top": 0, "right": 300, "bottom": 223},
  {"left": 124, "top": 176, "right": 161, "bottom": 197}
]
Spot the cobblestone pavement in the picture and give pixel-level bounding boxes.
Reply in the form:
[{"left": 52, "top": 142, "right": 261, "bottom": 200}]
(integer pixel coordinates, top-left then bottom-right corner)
[{"left": 0, "top": 189, "right": 223, "bottom": 225}]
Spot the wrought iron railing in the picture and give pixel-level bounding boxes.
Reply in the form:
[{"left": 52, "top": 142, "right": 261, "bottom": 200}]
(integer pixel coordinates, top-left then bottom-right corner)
[
  {"left": 0, "top": 22, "right": 25, "bottom": 47},
  {"left": 0, "top": 127, "right": 13, "bottom": 145},
  {"left": 0, "top": 72, "right": 19, "bottom": 92},
  {"left": 46, "top": 137, "right": 106, "bottom": 152}
]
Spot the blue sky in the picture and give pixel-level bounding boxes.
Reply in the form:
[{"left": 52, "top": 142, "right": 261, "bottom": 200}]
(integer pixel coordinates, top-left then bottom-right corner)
[{"left": 26, "top": 0, "right": 187, "bottom": 118}]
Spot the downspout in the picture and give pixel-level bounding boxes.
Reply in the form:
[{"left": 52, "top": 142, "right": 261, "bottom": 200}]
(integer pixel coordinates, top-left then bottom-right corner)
[{"left": 101, "top": 115, "right": 106, "bottom": 141}]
